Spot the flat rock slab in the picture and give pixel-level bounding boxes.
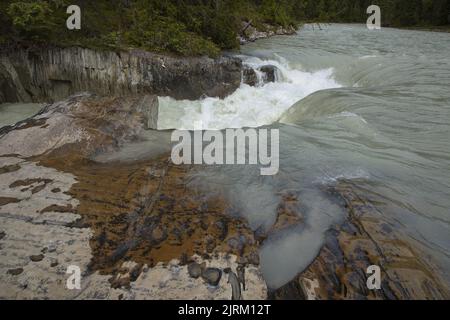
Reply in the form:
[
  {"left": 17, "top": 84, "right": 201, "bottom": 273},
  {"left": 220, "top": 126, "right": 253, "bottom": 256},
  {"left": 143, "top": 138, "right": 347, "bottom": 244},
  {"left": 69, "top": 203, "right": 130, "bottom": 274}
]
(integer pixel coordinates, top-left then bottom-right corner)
[{"left": 0, "top": 94, "right": 267, "bottom": 299}]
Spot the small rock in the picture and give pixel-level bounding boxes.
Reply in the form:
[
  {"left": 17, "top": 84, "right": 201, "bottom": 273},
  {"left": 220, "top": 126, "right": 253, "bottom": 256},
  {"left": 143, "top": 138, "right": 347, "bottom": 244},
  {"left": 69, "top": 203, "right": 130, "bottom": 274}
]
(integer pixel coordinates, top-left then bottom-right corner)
[
  {"left": 227, "top": 237, "right": 243, "bottom": 252},
  {"left": 187, "top": 262, "right": 202, "bottom": 279},
  {"left": 0, "top": 231, "right": 5, "bottom": 240},
  {"left": 30, "top": 254, "right": 44, "bottom": 262},
  {"left": 201, "top": 268, "right": 222, "bottom": 286},
  {"left": 259, "top": 65, "right": 278, "bottom": 83},
  {"left": 47, "top": 243, "right": 57, "bottom": 253}
]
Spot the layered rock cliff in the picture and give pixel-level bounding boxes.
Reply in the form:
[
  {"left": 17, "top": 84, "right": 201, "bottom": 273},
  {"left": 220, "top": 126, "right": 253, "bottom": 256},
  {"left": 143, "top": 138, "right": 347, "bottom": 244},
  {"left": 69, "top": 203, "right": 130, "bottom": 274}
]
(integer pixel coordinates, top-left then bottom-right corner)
[{"left": 0, "top": 46, "right": 242, "bottom": 104}]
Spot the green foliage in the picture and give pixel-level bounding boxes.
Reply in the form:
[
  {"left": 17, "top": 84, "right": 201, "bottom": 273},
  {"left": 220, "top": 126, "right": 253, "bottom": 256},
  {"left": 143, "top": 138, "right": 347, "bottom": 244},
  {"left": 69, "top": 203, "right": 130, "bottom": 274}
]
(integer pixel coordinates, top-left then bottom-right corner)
[
  {"left": 126, "top": 14, "right": 221, "bottom": 56},
  {"left": 1, "top": 0, "right": 448, "bottom": 56},
  {"left": 6, "top": 1, "right": 55, "bottom": 40},
  {"left": 291, "top": 0, "right": 449, "bottom": 27}
]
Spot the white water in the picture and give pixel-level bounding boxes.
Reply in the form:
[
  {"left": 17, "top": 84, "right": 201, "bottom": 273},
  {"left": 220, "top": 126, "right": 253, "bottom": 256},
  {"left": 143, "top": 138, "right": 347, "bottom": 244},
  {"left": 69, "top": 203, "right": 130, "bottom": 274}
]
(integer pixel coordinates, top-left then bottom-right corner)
[{"left": 157, "top": 55, "right": 340, "bottom": 130}]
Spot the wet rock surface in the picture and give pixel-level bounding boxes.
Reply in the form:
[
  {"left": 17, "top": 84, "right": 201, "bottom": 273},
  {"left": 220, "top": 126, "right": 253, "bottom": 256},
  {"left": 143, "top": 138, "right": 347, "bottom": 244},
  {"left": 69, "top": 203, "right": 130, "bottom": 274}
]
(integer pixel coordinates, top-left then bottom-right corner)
[
  {"left": 1, "top": 94, "right": 448, "bottom": 300},
  {"left": 270, "top": 183, "right": 450, "bottom": 300},
  {"left": 242, "top": 65, "right": 280, "bottom": 87},
  {"left": 0, "top": 92, "right": 158, "bottom": 158},
  {"left": 0, "top": 94, "right": 265, "bottom": 299},
  {"left": 242, "top": 67, "right": 258, "bottom": 86},
  {"left": 259, "top": 65, "right": 277, "bottom": 83}
]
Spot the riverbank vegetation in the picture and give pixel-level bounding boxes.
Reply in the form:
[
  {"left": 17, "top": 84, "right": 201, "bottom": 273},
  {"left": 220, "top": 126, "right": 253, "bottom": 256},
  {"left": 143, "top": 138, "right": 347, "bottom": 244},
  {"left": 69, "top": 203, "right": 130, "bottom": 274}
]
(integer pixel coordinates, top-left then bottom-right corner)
[
  {"left": 0, "top": 0, "right": 300, "bottom": 56},
  {"left": 298, "top": 0, "right": 449, "bottom": 27},
  {"left": 1, "top": 0, "right": 449, "bottom": 56}
]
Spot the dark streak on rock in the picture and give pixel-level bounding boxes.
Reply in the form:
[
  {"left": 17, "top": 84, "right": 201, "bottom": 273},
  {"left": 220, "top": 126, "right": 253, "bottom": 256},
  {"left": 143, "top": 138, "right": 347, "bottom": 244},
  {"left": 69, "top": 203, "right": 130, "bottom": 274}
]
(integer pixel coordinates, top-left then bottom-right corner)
[
  {"left": 7, "top": 268, "right": 24, "bottom": 276},
  {"left": 0, "top": 164, "right": 21, "bottom": 175},
  {"left": 9, "top": 178, "right": 53, "bottom": 189},
  {"left": 40, "top": 204, "right": 74, "bottom": 214},
  {"left": 0, "top": 197, "right": 20, "bottom": 206}
]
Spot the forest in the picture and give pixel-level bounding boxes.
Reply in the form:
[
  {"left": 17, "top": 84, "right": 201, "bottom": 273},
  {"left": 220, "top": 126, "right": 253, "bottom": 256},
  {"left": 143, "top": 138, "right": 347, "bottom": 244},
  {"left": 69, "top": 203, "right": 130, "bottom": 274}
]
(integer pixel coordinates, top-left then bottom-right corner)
[{"left": 1, "top": 0, "right": 449, "bottom": 56}]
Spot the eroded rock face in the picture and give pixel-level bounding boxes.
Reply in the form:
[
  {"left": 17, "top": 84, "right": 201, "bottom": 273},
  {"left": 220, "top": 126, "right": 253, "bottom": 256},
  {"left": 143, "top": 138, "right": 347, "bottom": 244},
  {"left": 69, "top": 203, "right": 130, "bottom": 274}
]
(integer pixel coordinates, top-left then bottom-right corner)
[{"left": 0, "top": 47, "right": 242, "bottom": 103}]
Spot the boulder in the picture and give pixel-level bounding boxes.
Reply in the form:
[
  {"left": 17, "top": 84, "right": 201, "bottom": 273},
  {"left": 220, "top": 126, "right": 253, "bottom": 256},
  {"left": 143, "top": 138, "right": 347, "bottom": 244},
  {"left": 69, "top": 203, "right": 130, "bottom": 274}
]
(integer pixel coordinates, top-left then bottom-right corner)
[
  {"left": 201, "top": 267, "right": 222, "bottom": 286},
  {"left": 259, "top": 65, "right": 278, "bottom": 83},
  {"left": 187, "top": 262, "right": 202, "bottom": 279}
]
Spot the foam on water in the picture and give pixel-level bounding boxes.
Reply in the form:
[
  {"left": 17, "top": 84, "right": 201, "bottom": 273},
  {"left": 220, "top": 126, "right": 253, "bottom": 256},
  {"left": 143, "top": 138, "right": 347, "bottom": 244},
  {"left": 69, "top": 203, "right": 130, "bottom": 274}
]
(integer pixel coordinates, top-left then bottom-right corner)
[{"left": 157, "top": 55, "right": 340, "bottom": 130}]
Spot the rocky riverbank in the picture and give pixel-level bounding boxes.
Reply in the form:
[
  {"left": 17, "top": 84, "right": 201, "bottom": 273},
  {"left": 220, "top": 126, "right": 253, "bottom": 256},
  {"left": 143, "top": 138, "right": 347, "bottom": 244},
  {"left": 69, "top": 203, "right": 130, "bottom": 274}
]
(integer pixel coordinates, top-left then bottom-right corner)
[
  {"left": 239, "top": 21, "right": 297, "bottom": 44},
  {"left": 0, "top": 93, "right": 267, "bottom": 299},
  {"left": 1, "top": 93, "right": 448, "bottom": 300},
  {"left": 0, "top": 46, "right": 286, "bottom": 105},
  {"left": 0, "top": 19, "right": 297, "bottom": 105}
]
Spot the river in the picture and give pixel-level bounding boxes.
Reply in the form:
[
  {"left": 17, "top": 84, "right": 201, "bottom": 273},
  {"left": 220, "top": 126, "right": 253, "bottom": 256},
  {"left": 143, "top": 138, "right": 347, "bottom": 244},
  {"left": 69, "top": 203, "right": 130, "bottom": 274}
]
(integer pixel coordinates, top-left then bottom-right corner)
[
  {"left": 1, "top": 24, "right": 449, "bottom": 291},
  {"left": 158, "top": 24, "right": 450, "bottom": 289}
]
